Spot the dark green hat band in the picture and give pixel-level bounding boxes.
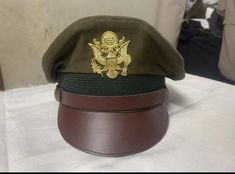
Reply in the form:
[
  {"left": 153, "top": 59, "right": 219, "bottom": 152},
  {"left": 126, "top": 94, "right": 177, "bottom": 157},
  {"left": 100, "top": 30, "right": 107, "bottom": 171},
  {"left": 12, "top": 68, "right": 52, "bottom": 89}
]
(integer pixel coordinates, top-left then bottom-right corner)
[{"left": 57, "top": 72, "right": 165, "bottom": 96}]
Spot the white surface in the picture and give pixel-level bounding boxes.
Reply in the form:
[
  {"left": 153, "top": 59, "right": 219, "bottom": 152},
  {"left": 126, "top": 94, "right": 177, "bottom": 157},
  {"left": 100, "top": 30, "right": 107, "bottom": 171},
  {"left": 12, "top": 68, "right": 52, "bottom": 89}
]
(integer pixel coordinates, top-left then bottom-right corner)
[{"left": 0, "top": 74, "right": 235, "bottom": 172}]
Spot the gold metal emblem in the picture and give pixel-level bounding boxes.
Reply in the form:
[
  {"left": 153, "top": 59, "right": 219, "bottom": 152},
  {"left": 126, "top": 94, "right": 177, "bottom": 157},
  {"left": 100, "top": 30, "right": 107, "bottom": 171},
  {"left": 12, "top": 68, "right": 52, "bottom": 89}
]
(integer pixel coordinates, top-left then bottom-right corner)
[{"left": 88, "top": 31, "right": 132, "bottom": 79}]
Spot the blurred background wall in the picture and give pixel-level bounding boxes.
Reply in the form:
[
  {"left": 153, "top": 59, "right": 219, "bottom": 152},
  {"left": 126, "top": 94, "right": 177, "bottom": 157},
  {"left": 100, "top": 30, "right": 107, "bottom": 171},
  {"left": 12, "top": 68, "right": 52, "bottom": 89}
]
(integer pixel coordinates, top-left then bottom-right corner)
[{"left": 0, "top": 0, "right": 186, "bottom": 90}]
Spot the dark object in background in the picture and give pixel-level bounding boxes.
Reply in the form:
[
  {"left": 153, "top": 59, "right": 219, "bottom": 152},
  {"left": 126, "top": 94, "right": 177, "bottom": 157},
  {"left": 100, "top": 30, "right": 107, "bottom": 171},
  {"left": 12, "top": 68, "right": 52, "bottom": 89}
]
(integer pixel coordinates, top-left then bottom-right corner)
[
  {"left": 177, "top": 19, "right": 235, "bottom": 85},
  {"left": 0, "top": 66, "right": 4, "bottom": 91},
  {"left": 185, "top": 0, "right": 207, "bottom": 21},
  {"left": 208, "top": 10, "right": 224, "bottom": 38},
  {"left": 178, "top": 20, "right": 206, "bottom": 42}
]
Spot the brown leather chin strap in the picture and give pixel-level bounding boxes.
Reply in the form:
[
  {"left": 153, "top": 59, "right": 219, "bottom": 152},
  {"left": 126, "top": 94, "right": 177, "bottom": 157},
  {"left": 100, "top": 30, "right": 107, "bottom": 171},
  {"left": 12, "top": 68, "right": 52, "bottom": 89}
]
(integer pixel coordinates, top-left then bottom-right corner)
[{"left": 55, "top": 87, "right": 166, "bottom": 111}]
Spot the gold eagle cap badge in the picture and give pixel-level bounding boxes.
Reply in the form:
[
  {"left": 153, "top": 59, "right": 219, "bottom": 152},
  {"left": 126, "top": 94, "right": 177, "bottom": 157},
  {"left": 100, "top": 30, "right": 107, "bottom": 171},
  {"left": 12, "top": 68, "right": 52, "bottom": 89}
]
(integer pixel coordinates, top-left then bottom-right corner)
[{"left": 88, "top": 31, "right": 132, "bottom": 79}]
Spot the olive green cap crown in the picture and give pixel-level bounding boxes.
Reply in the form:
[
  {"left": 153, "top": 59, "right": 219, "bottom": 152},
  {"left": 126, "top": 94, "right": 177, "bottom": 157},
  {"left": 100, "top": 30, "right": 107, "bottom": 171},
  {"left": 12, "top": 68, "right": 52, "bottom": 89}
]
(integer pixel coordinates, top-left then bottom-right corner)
[{"left": 42, "top": 15, "right": 185, "bottom": 83}]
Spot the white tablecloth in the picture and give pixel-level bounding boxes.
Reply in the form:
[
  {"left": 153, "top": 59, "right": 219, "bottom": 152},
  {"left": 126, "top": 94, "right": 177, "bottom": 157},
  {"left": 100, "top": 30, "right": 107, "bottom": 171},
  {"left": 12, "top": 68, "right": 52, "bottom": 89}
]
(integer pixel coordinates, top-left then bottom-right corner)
[{"left": 0, "top": 74, "right": 235, "bottom": 172}]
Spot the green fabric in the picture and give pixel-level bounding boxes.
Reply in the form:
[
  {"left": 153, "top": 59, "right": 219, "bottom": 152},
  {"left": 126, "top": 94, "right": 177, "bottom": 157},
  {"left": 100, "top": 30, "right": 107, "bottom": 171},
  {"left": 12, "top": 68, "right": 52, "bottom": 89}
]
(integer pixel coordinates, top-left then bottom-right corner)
[
  {"left": 42, "top": 16, "right": 185, "bottom": 83},
  {"left": 57, "top": 72, "right": 165, "bottom": 96}
]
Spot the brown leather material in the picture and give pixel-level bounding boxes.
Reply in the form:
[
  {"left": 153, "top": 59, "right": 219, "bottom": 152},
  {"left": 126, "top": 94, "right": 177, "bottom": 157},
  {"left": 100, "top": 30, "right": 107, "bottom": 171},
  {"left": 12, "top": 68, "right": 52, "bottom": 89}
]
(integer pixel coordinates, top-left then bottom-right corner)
[
  {"left": 56, "top": 88, "right": 169, "bottom": 157},
  {"left": 55, "top": 87, "right": 166, "bottom": 111}
]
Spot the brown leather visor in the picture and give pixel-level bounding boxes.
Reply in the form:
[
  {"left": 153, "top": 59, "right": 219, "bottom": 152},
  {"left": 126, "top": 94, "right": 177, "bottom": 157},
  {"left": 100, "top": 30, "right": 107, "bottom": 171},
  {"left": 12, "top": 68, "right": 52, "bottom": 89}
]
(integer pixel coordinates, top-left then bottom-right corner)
[{"left": 55, "top": 87, "right": 169, "bottom": 157}]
